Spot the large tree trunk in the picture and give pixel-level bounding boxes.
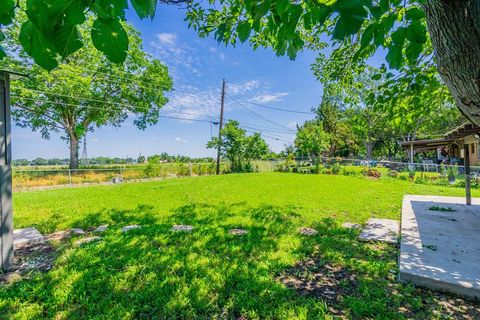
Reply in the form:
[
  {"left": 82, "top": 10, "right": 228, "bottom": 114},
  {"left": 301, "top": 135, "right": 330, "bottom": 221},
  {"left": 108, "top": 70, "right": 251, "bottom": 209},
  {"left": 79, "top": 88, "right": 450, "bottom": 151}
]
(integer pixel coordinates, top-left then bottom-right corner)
[
  {"left": 424, "top": 1, "right": 480, "bottom": 125},
  {"left": 69, "top": 133, "right": 79, "bottom": 170}
]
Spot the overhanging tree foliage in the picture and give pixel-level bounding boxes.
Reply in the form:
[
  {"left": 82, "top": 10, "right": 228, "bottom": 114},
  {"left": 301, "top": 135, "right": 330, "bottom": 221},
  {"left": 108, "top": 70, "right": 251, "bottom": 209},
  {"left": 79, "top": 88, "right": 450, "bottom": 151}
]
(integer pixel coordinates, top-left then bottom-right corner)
[
  {"left": 0, "top": 0, "right": 187, "bottom": 70},
  {"left": 1, "top": 1, "right": 478, "bottom": 125},
  {"left": 1, "top": 17, "right": 172, "bottom": 169},
  {"left": 183, "top": 0, "right": 480, "bottom": 125}
]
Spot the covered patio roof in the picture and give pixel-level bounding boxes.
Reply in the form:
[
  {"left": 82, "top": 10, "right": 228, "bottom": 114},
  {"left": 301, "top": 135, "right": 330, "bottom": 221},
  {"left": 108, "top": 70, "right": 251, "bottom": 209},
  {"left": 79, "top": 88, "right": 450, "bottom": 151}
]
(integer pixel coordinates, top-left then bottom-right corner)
[
  {"left": 400, "top": 138, "right": 454, "bottom": 150},
  {"left": 445, "top": 122, "right": 480, "bottom": 139},
  {"left": 401, "top": 122, "right": 480, "bottom": 150}
]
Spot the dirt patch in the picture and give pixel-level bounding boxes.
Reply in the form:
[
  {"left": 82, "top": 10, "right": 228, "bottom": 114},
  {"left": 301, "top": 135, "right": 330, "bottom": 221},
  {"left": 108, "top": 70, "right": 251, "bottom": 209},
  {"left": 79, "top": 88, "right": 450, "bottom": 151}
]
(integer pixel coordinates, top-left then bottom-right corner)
[
  {"left": 278, "top": 257, "right": 356, "bottom": 316},
  {"left": 0, "top": 242, "right": 55, "bottom": 284}
]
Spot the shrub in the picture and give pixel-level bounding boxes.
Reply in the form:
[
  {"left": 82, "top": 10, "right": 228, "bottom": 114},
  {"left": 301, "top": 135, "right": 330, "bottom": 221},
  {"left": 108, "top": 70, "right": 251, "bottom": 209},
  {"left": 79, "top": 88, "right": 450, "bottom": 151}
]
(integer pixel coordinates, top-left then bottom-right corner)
[
  {"left": 408, "top": 170, "right": 416, "bottom": 180},
  {"left": 361, "top": 168, "right": 381, "bottom": 178},
  {"left": 387, "top": 170, "right": 399, "bottom": 178},
  {"left": 331, "top": 163, "right": 342, "bottom": 175}
]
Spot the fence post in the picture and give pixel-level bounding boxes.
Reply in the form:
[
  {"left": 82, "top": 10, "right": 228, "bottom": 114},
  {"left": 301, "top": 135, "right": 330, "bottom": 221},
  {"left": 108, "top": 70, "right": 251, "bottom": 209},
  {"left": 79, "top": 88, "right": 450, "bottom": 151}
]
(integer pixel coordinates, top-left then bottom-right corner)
[
  {"left": 189, "top": 162, "right": 192, "bottom": 176},
  {"left": 0, "top": 72, "right": 13, "bottom": 271},
  {"left": 68, "top": 169, "right": 72, "bottom": 185}
]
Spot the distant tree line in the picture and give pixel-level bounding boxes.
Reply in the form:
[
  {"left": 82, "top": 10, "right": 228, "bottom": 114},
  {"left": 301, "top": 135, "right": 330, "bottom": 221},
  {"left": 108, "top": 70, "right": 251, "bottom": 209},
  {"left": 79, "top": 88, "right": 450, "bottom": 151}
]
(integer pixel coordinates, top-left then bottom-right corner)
[{"left": 13, "top": 154, "right": 216, "bottom": 167}]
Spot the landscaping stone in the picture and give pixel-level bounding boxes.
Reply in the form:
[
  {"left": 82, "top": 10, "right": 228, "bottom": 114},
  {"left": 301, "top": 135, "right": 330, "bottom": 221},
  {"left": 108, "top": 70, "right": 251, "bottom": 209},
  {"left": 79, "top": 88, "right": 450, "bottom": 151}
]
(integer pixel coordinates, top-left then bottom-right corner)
[
  {"left": 93, "top": 225, "right": 109, "bottom": 233},
  {"left": 342, "top": 222, "right": 361, "bottom": 229},
  {"left": 121, "top": 225, "right": 141, "bottom": 232},
  {"left": 45, "top": 228, "right": 85, "bottom": 241},
  {"left": 171, "top": 225, "right": 194, "bottom": 232},
  {"left": 74, "top": 236, "right": 102, "bottom": 246},
  {"left": 228, "top": 228, "right": 248, "bottom": 235},
  {"left": 13, "top": 227, "right": 45, "bottom": 249},
  {"left": 359, "top": 218, "right": 399, "bottom": 244},
  {"left": 298, "top": 227, "right": 318, "bottom": 236}
]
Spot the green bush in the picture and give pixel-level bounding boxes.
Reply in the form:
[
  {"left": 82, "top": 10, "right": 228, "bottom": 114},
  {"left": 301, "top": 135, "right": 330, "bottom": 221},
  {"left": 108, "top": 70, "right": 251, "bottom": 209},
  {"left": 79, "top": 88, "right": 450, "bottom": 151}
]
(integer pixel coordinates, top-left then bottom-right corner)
[
  {"left": 387, "top": 170, "right": 399, "bottom": 178},
  {"left": 361, "top": 168, "right": 381, "bottom": 178}
]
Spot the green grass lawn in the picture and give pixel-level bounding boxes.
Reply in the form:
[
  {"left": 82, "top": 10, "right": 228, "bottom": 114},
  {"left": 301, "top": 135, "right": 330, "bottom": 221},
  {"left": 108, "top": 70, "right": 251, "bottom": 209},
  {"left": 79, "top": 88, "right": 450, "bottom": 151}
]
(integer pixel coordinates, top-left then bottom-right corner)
[{"left": 2, "top": 173, "right": 479, "bottom": 319}]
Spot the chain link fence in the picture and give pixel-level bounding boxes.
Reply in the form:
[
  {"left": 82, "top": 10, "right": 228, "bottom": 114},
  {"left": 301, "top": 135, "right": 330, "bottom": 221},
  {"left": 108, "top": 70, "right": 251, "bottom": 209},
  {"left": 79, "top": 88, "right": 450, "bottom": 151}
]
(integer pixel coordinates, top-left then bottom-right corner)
[
  {"left": 273, "top": 156, "right": 480, "bottom": 189},
  {"left": 11, "top": 157, "right": 479, "bottom": 190}
]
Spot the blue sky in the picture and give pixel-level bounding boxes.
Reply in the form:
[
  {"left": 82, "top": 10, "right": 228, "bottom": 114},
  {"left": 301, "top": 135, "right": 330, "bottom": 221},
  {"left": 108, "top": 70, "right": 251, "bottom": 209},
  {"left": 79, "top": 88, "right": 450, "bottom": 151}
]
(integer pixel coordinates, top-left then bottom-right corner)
[{"left": 12, "top": 5, "right": 325, "bottom": 160}]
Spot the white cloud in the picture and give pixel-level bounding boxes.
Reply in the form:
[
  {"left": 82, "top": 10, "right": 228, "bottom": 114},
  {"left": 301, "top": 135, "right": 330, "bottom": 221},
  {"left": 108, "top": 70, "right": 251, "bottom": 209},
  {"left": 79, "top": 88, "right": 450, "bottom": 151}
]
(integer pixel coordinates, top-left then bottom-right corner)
[
  {"left": 250, "top": 92, "right": 289, "bottom": 104},
  {"left": 175, "top": 137, "right": 188, "bottom": 143},
  {"left": 91, "top": 138, "right": 100, "bottom": 142},
  {"left": 228, "top": 80, "right": 261, "bottom": 95},
  {"left": 161, "top": 80, "right": 289, "bottom": 123},
  {"left": 150, "top": 33, "right": 201, "bottom": 77},
  {"left": 156, "top": 33, "right": 177, "bottom": 46}
]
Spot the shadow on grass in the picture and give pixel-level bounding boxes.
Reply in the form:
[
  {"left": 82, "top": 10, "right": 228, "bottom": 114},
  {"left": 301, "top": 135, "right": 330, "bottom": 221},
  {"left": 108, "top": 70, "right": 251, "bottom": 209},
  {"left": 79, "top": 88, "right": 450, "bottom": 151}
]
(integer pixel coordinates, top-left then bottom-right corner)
[{"left": 1, "top": 203, "right": 479, "bottom": 319}]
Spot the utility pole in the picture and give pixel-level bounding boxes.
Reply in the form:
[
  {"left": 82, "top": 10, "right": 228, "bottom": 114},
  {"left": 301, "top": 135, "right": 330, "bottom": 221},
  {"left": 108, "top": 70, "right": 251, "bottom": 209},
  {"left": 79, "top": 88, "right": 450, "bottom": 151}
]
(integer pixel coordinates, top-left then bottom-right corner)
[{"left": 216, "top": 79, "right": 226, "bottom": 175}]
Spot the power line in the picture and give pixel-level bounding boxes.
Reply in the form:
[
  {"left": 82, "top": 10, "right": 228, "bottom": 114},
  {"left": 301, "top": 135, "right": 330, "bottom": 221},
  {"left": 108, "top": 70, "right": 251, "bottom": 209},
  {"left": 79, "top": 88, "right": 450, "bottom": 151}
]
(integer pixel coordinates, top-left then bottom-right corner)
[
  {"left": 11, "top": 96, "right": 215, "bottom": 123},
  {"left": 236, "top": 99, "right": 316, "bottom": 115},
  {"left": 243, "top": 129, "right": 291, "bottom": 142},
  {"left": 239, "top": 124, "right": 294, "bottom": 135},
  {"left": 229, "top": 97, "right": 296, "bottom": 133}
]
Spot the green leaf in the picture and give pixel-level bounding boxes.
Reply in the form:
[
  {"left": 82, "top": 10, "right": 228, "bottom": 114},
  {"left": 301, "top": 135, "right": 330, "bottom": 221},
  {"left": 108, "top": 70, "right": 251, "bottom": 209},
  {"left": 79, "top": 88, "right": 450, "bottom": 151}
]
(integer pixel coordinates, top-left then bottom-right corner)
[
  {"left": 372, "top": 73, "right": 382, "bottom": 80},
  {"left": 62, "top": 0, "right": 87, "bottom": 24},
  {"left": 369, "top": 6, "right": 385, "bottom": 19},
  {"left": 92, "top": 0, "right": 128, "bottom": 19},
  {"left": 0, "top": 45, "right": 6, "bottom": 60},
  {"left": 0, "top": 0, "right": 15, "bottom": 25},
  {"left": 406, "top": 21, "right": 427, "bottom": 43},
  {"left": 391, "top": 27, "right": 406, "bottom": 46},
  {"left": 310, "top": 5, "right": 332, "bottom": 26},
  {"left": 332, "top": 15, "right": 364, "bottom": 40},
  {"left": 360, "top": 23, "right": 375, "bottom": 47},
  {"left": 373, "top": 24, "right": 385, "bottom": 46},
  {"left": 237, "top": 20, "right": 251, "bottom": 43},
  {"left": 19, "top": 21, "right": 58, "bottom": 70},
  {"left": 130, "top": 0, "right": 156, "bottom": 19},
  {"left": 275, "top": 0, "right": 289, "bottom": 15},
  {"left": 406, "top": 7, "right": 425, "bottom": 20},
  {"left": 253, "top": 0, "right": 271, "bottom": 23},
  {"left": 386, "top": 44, "right": 402, "bottom": 69},
  {"left": 54, "top": 24, "right": 83, "bottom": 57},
  {"left": 91, "top": 18, "right": 128, "bottom": 64},
  {"left": 405, "top": 41, "right": 423, "bottom": 64}
]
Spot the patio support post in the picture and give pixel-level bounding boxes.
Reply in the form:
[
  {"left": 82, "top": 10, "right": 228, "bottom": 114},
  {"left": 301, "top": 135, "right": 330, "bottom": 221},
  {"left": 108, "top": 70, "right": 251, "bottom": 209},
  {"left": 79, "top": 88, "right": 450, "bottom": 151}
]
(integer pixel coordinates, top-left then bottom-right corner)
[
  {"left": 464, "top": 144, "right": 472, "bottom": 205},
  {"left": 0, "top": 72, "right": 13, "bottom": 271},
  {"left": 409, "top": 142, "right": 414, "bottom": 163}
]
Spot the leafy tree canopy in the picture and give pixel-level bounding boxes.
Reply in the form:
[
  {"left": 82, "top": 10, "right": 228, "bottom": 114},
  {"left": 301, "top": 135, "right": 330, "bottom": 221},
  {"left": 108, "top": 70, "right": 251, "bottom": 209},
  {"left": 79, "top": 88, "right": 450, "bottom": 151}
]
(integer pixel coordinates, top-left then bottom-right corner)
[
  {"left": 208, "top": 120, "right": 269, "bottom": 173},
  {"left": 1, "top": 14, "right": 173, "bottom": 168}
]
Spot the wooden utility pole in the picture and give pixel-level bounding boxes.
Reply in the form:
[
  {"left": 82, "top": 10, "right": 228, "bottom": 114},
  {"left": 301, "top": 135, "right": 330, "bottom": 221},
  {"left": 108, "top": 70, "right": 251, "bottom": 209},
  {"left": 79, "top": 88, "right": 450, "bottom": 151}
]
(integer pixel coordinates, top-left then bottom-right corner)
[
  {"left": 464, "top": 144, "right": 472, "bottom": 205},
  {"left": 216, "top": 79, "right": 226, "bottom": 175},
  {"left": 0, "top": 71, "right": 13, "bottom": 271}
]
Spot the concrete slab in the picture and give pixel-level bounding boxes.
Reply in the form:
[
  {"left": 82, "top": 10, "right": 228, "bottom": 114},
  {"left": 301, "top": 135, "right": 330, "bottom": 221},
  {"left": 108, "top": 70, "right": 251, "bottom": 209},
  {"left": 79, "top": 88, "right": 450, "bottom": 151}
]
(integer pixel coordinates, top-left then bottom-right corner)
[
  {"left": 400, "top": 195, "right": 480, "bottom": 299},
  {"left": 74, "top": 236, "right": 102, "bottom": 246},
  {"left": 93, "top": 225, "right": 108, "bottom": 233},
  {"left": 13, "top": 228, "right": 45, "bottom": 249},
  {"left": 359, "top": 218, "right": 399, "bottom": 244},
  {"left": 228, "top": 228, "right": 248, "bottom": 235},
  {"left": 171, "top": 225, "right": 194, "bottom": 232},
  {"left": 121, "top": 225, "right": 141, "bottom": 232},
  {"left": 298, "top": 227, "right": 318, "bottom": 236}
]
